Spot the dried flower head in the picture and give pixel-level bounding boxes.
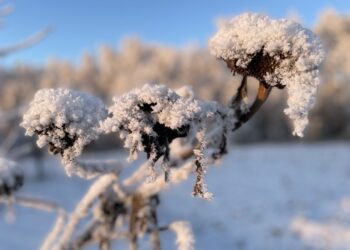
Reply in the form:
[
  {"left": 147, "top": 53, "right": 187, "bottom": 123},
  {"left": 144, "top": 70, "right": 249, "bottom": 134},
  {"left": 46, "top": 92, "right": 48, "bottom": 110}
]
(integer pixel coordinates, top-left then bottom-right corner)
[
  {"left": 210, "top": 13, "right": 324, "bottom": 136},
  {"left": 102, "top": 84, "right": 222, "bottom": 182},
  {"left": 21, "top": 88, "right": 107, "bottom": 168},
  {"left": 102, "top": 84, "right": 202, "bottom": 165},
  {"left": 0, "top": 158, "right": 23, "bottom": 196}
]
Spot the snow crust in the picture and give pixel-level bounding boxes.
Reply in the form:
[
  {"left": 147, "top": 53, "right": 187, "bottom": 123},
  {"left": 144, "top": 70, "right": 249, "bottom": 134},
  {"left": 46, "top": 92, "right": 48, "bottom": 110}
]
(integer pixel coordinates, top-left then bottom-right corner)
[
  {"left": 209, "top": 13, "right": 324, "bottom": 136},
  {"left": 3, "top": 143, "right": 349, "bottom": 250}
]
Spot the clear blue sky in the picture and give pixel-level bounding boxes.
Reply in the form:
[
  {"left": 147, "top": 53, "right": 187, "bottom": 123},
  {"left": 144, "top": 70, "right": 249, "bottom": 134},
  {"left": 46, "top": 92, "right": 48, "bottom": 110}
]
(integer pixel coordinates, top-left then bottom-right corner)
[{"left": 1, "top": 0, "right": 349, "bottom": 66}]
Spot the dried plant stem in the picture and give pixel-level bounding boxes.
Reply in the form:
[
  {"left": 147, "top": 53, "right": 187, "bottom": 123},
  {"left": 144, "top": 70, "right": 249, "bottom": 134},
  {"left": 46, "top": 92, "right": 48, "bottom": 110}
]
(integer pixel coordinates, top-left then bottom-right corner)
[
  {"left": 56, "top": 174, "right": 116, "bottom": 249},
  {"left": 8, "top": 195, "right": 64, "bottom": 212},
  {"left": 242, "top": 81, "right": 272, "bottom": 122},
  {"left": 123, "top": 162, "right": 149, "bottom": 187},
  {"left": 137, "top": 161, "right": 193, "bottom": 198},
  {"left": 41, "top": 210, "right": 66, "bottom": 250},
  {"left": 233, "top": 78, "right": 272, "bottom": 131}
]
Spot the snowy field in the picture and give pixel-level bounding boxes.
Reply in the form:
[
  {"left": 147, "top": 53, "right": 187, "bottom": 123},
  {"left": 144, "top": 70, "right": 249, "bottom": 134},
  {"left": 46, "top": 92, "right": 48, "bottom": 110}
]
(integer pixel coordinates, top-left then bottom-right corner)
[{"left": 1, "top": 143, "right": 350, "bottom": 250}]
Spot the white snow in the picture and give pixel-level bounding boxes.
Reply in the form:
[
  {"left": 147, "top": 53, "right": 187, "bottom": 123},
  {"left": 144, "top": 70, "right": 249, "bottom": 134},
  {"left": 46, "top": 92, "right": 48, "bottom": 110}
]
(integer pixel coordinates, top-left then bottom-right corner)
[
  {"left": 1, "top": 143, "right": 350, "bottom": 250},
  {"left": 209, "top": 13, "right": 324, "bottom": 137}
]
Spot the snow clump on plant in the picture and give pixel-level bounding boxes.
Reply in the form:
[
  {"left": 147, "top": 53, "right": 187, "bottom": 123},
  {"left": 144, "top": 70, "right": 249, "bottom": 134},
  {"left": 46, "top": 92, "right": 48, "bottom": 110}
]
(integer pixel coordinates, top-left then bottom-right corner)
[
  {"left": 209, "top": 13, "right": 324, "bottom": 137},
  {"left": 21, "top": 88, "right": 108, "bottom": 175},
  {"left": 102, "top": 84, "right": 232, "bottom": 197}
]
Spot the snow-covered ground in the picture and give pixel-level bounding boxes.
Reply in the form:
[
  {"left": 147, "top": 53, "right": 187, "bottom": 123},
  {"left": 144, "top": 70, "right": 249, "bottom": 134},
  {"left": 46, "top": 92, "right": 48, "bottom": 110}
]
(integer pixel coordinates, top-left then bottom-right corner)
[{"left": 1, "top": 143, "right": 350, "bottom": 250}]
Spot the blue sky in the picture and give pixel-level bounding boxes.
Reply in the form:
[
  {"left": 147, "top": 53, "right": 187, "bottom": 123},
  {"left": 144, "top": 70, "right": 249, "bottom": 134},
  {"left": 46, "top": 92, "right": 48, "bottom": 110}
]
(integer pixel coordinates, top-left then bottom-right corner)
[{"left": 1, "top": 0, "right": 349, "bottom": 66}]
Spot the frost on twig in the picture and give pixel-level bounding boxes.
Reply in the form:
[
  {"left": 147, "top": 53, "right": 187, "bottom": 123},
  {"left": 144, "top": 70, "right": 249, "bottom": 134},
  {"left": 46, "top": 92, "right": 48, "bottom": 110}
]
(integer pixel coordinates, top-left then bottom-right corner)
[
  {"left": 192, "top": 128, "right": 213, "bottom": 200},
  {"left": 0, "top": 158, "right": 23, "bottom": 196},
  {"left": 57, "top": 174, "right": 116, "bottom": 249},
  {"left": 64, "top": 159, "right": 123, "bottom": 179},
  {"left": 41, "top": 210, "right": 66, "bottom": 250},
  {"left": 210, "top": 13, "right": 324, "bottom": 136},
  {"left": 11, "top": 196, "right": 68, "bottom": 250},
  {"left": 21, "top": 88, "right": 108, "bottom": 176},
  {"left": 169, "top": 221, "right": 195, "bottom": 250},
  {"left": 70, "top": 189, "right": 127, "bottom": 250},
  {"left": 128, "top": 194, "right": 161, "bottom": 250}
]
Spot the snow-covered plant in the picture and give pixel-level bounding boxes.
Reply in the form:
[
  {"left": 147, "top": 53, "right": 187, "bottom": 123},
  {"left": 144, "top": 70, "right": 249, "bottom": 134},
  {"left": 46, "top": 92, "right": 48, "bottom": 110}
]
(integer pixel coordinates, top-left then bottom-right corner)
[
  {"left": 210, "top": 13, "right": 324, "bottom": 136},
  {"left": 102, "top": 84, "right": 232, "bottom": 193},
  {"left": 0, "top": 158, "right": 23, "bottom": 196},
  {"left": 21, "top": 88, "right": 108, "bottom": 176},
  {"left": 6, "top": 12, "right": 324, "bottom": 250}
]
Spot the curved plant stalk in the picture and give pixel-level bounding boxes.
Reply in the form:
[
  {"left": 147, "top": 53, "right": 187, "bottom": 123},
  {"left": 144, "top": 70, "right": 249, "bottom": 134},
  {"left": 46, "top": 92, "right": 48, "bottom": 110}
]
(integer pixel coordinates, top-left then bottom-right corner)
[
  {"left": 231, "top": 76, "right": 272, "bottom": 131},
  {"left": 55, "top": 174, "right": 117, "bottom": 249},
  {"left": 41, "top": 209, "right": 66, "bottom": 250}
]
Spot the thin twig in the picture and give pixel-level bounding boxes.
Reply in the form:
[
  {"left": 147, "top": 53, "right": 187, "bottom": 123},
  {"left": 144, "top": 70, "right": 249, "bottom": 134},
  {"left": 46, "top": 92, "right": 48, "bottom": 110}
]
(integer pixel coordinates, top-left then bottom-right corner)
[
  {"left": 0, "top": 27, "right": 52, "bottom": 57},
  {"left": 55, "top": 174, "right": 116, "bottom": 249},
  {"left": 0, "top": 194, "right": 68, "bottom": 250}
]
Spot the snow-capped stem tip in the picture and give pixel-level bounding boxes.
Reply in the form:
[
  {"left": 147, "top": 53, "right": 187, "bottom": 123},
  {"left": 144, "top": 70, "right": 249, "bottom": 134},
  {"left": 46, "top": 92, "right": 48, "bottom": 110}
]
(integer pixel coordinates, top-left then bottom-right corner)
[{"left": 211, "top": 13, "right": 324, "bottom": 136}]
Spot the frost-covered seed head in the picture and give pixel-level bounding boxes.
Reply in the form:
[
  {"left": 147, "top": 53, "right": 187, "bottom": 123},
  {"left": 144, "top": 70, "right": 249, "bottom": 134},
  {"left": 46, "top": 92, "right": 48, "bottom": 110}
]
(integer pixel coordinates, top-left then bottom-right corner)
[
  {"left": 102, "top": 84, "right": 209, "bottom": 163},
  {"left": 209, "top": 13, "right": 324, "bottom": 136},
  {"left": 0, "top": 158, "right": 23, "bottom": 196},
  {"left": 21, "top": 88, "right": 108, "bottom": 159}
]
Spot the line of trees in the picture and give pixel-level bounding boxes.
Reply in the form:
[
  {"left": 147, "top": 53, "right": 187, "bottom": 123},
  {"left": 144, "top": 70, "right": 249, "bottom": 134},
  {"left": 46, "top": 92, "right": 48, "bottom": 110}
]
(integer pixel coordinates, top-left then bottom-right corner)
[{"left": 1, "top": 10, "right": 350, "bottom": 147}]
